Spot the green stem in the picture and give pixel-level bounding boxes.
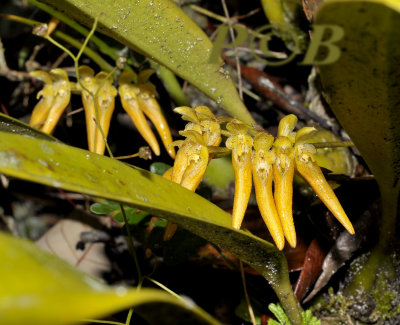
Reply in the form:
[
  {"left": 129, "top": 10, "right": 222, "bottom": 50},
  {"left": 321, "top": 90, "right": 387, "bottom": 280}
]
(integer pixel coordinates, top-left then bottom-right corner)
[
  {"left": 55, "top": 32, "right": 113, "bottom": 71},
  {"left": 259, "top": 254, "right": 302, "bottom": 324},
  {"left": 28, "top": 0, "right": 117, "bottom": 59},
  {"left": 75, "top": 16, "right": 99, "bottom": 63},
  {"left": 377, "top": 184, "right": 399, "bottom": 250},
  {"left": 125, "top": 308, "right": 134, "bottom": 325},
  {"left": 120, "top": 204, "right": 142, "bottom": 283},
  {"left": 311, "top": 141, "right": 354, "bottom": 149},
  {"left": 144, "top": 277, "right": 186, "bottom": 302},
  {"left": 269, "top": 277, "right": 303, "bottom": 325},
  {"left": 0, "top": 14, "right": 113, "bottom": 71}
]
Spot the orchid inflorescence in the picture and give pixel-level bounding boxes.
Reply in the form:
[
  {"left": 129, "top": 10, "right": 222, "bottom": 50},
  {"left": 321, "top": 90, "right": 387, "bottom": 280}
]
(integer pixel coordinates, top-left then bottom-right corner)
[
  {"left": 169, "top": 108, "right": 355, "bottom": 250},
  {"left": 29, "top": 70, "right": 354, "bottom": 250},
  {"left": 29, "top": 67, "right": 175, "bottom": 158}
]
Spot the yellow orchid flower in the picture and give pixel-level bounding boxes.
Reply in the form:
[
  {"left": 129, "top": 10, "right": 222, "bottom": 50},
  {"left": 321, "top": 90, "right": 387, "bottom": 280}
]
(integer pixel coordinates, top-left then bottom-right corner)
[
  {"left": 118, "top": 70, "right": 161, "bottom": 156},
  {"left": 94, "top": 72, "right": 117, "bottom": 155},
  {"left": 136, "top": 83, "right": 175, "bottom": 159},
  {"left": 225, "top": 120, "right": 253, "bottom": 230},
  {"left": 294, "top": 127, "right": 355, "bottom": 235},
  {"left": 163, "top": 106, "right": 221, "bottom": 240},
  {"left": 29, "top": 68, "right": 71, "bottom": 134},
  {"left": 170, "top": 122, "right": 203, "bottom": 184},
  {"left": 78, "top": 66, "right": 117, "bottom": 155},
  {"left": 164, "top": 125, "right": 209, "bottom": 241},
  {"left": 272, "top": 115, "right": 297, "bottom": 248},
  {"left": 179, "top": 130, "right": 209, "bottom": 191},
  {"left": 252, "top": 133, "right": 285, "bottom": 250},
  {"left": 78, "top": 66, "right": 97, "bottom": 152},
  {"left": 272, "top": 114, "right": 355, "bottom": 248}
]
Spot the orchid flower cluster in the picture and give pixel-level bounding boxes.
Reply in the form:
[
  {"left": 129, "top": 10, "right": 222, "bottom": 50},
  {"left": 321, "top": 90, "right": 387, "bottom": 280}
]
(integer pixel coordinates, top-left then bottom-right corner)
[
  {"left": 170, "top": 108, "right": 355, "bottom": 250},
  {"left": 29, "top": 67, "right": 175, "bottom": 158},
  {"left": 29, "top": 70, "right": 354, "bottom": 251}
]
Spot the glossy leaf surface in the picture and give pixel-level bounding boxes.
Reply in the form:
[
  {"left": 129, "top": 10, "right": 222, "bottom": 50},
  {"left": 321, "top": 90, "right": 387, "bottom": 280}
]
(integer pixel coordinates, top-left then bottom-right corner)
[
  {"left": 0, "top": 129, "right": 301, "bottom": 324},
  {"left": 0, "top": 112, "right": 57, "bottom": 142},
  {"left": 316, "top": 0, "right": 400, "bottom": 292},
  {"left": 0, "top": 231, "right": 218, "bottom": 325},
  {"left": 317, "top": 0, "right": 400, "bottom": 192},
  {"left": 35, "top": 0, "right": 255, "bottom": 125}
]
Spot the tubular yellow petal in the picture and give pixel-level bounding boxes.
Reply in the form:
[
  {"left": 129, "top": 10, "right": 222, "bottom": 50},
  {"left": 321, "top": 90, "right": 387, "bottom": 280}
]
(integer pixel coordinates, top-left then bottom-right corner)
[
  {"left": 40, "top": 69, "right": 71, "bottom": 134},
  {"left": 231, "top": 151, "right": 252, "bottom": 229},
  {"left": 253, "top": 133, "right": 285, "bottom": 250},
  {"left": 273, "top": 136, "right": 297, "bottom": 248},
  {"left": 93, "top": 75, "right": 117, "bottom": 155},
  {"left": 253, "top": 165, "right": 285, "bottom": 250},
  {"left": 171, "top": 140, "right": 192, "bottom": 184},
  {"left": 93, "top": 100, "right": 114, "bottom": 155},
  {"left": 29, "top": 69, "right": 71, "bottom": 134},
  {"left": 30, "top": 93, "right": 54, "bottom": 129},
  {"left": 273, "top": 156, "right": 296, "bottom": 248},
  {"left": 295, "top": 157, "right": 355, "bottom": 234},
  {"left": 29, "top": 71, "right": 53, "bottom": 129},
  {"left": 119, "top": 84, "right": 160, "bottom": 156},
  {"left": 79, "top": 66, "right": 97, "bottom": 152},
  {"left": 138, "top": 86, "right": 175, "bottom": 159},
  {"left": 226, "top": 133, "right": 253, "bottom": 230},
  {"left": 180, "top": 144, "right": 209, "bottom": 191}
]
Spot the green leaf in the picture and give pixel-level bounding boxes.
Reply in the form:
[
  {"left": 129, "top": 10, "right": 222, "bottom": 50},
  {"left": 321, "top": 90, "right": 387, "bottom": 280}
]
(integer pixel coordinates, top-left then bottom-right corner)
[
  {"left": 90, "top": 200, "right": 120, "bottom": 214},
  {"left": 0, "top": 231, "right": 219, "bottom": 325},
  {"left": 316, "top": 0, "right": 400, "bottom": 193},
  {"left": 114, "top": 207, "right": 150, "bottom": 224},
  {"left": 150, "top": 162, "right": 172, "bottom": 176},
  {"left": 91, "top": 200, "right": 149, "bottom": 224},
  {"left": 316, "top": 0, "right": 400, "bottom": 292},
  {"left": 0, "top": 131, "right": 302, "bottom": 324},
  {"left": 0, "top": 113, "right": 57, "bottom": 142},
  {"left": 34, "top": 0, "right": 255, "bottom": 125},
  {"left": 203, "top": 157, "right": 234, "bottom": 190}
]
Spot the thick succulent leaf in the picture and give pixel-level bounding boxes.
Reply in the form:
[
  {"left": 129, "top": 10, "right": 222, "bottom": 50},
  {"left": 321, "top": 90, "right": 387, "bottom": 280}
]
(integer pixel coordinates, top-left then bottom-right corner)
[
  {"left": 0, "top": 231, "right": 219, "bottom": 325},
  {"left": 34, "top": 0, "right": 255, "bottom": 125},
  {"left": 0, "top": 113, "right": 57, "bottom": 141},
  {"left": 316, "top": 0, "right": 400, "bottom": 292},
  {"left": 316, "top": 0, "right": 400, "bottom": 193},
  {"left": 0, "top": 131, "right": 302, "bottom": 324}
]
